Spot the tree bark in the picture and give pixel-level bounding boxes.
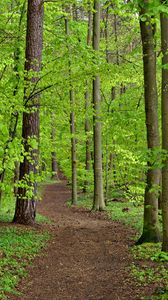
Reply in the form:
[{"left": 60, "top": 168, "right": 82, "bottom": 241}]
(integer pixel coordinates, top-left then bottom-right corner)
[
  {"left": 83, "top": 7, "right": 92, "bottom": 193},
  {"left": 51, "top": 142, "right": 58, "bottom": 180},
  {"left": 51, "top": 116, "right": 58, "bottom": 180},
  {"left": 70, "top": 95, "right": 77, "bottom": 205},
  {"left": 161, "top": 4, "right": 168, "bottom": 252},
  {"left": 137, "top": 2, "right": 161, "bottom": 243},
  {"left": 92, "top": 0, "right": 105, "bottom": 211},
  {"left": 65, "top": 15, "right": 77, "bottom": 205},
  {"left": 13, "top": 0, "right": 44, "bottom": 225}
]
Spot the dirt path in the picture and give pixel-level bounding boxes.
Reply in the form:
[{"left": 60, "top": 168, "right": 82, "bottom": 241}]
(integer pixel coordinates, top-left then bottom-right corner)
[{"left": 9, "top": 181, "right": 153, "bottom": 300}]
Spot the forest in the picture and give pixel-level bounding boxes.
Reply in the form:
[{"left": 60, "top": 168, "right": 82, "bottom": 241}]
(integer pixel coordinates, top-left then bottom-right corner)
[{"left": 0, "top": 0, "right": 168, "bottom": 299}]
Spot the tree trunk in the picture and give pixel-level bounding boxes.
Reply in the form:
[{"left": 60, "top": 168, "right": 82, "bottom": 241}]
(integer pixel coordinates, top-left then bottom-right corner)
[
  {"left": 83, "top": 8, "right": 92, "bottom": 193},
  {"left": 114, "top": 14, "right": 119, "bottom": 65},
  {"left": 137, "top": 2, "right": 161, "bottom": 244},
  {"left": 51, "top": 153, "right": 58, "bottom": 180},
  {"left": 13, "top": 0, "right": 44, "bottom": 225},
  {"left": 51, "top": 118, "right": 58, "bottom": 180},
  {"left": 92, "top": 0, "right": 105, "bottom": 211},
  {"left": 65, "top": 15, "right": 77, "bottom": 205},
  {"left": 161, "top": 5, "right": 168, "bottom": 252},
  {"left": 70, "top": 95, "right": 77, "bottom": 205},
  {"left": 105, "top": 139, "right": 109, "bottom": 204},
  {"left": 104, "top": 6, "right": 117, "bottom": 203},
  {"left": 84, "top": 89, "right": 92, "bottom": 192}
]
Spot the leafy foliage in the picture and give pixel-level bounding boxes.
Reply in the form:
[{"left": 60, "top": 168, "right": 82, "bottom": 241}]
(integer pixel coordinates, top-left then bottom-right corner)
[{"left": 0, "top": 226, "right": 50, "bottom": 299}]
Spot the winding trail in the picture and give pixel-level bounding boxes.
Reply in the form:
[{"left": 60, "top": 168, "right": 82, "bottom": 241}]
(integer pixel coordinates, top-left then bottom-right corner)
[{"left": 9, "top": 181, "right": 153, "bottom": 300}]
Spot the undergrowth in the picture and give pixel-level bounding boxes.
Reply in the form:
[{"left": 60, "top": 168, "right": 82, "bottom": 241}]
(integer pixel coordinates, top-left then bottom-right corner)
[
  {"left": 0, "top": 226, "right": 50, "bottom": 299},
  {"left": 131, "top": 243, "right": 168, "bottom": 300},
  {"left": 77, "top": 193, "right": 143, "bottom": 232},
  {"left": 0, "top": 189, "right": 51, "bottom": 299}
]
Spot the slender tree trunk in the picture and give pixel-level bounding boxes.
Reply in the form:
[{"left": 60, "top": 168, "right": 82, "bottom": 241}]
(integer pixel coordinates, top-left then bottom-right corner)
[
  {"left": 51, "top": 152, "right": 58, "bottom": 180},
  {"left": 104, "top": 6, "right": 116, "bottom": 203},
  {"left": 104, "top": 8, "right": 118, "bottom": 199},
  {"left": 161, "top": 5, "right": 168, "bottom": 252},
  {"left": 50, "top": 113, "right": 58, "bottom": 180},
  {"left": 92, "top": 0, "right": 105, "bottom": 211},
  {"left": 158, "top": 175, "right": 162, "bottom": 210},
  {"left": 65, "top": 15, "right": 77, "bottom": 205},
  {"left": 84, "top": 89, "right": 92, "bottom": 192},
  {"left": 13, "top": 0, "right": 44, "bottom": 225},
  {"left": 105, "top": 138, "right": 109, "bottom": 204},
  {"left": 114, "top": 14, "right": 119, "bottom": 65},
  {"left": 83, "top": 7, "right": 92, "bottom": 193},
  {"left": 70, "top": 92, "right": 77, "bottom": 204},
  {"left": 109, "top": 152, "right": 116, "bottom": 186},
  {"left": 137, "top": 2, "right": 161, "bottom": 243},
  {"left": 51, "top": 124, "right": 58, "bottom": 180}
]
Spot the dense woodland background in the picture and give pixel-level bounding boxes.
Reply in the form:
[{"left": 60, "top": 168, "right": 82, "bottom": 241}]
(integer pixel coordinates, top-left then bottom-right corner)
[{"left": 0, "top": 0, "right": 168, "bottom": 252}]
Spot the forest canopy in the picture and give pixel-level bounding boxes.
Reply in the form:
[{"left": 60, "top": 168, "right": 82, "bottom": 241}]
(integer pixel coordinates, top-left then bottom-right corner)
[{"left": 0, "top": 0, "right": 168, "bottom": 251}]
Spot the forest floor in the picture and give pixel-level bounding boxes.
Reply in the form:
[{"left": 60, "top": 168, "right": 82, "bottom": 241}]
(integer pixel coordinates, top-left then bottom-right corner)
[{"left": 8, "top": 180, "right": 157, "bottom": 300}]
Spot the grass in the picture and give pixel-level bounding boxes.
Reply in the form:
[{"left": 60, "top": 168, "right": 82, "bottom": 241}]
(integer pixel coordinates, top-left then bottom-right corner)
[
  {"left": 76, "top": 192, "right": 168, "bottom": 300},
  {"left": 77, "top": 193, "right": 144, "bottom": 232},
  {"left": 0, "top": 190, "right": 51, "bottom": 299},
  {"left": 106, "top": 201, "right": 144, "bottom": 233},
  {"left": 131, "top": 243, "right": 168, "bottom": 300},
  {"left": 0, "top": 226, "right": 50, "bottom": 299},
  {"left": 0, "top": 206, "right": 51, "bottom": 225}
]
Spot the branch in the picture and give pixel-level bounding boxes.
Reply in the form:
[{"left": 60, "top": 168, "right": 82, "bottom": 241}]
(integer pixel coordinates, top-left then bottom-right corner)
[
  {"left": 24, "top": 84, "right": 54, "bottom": 106},
  {"left": 43, "top": 0, "right": 59, "bottom": 2},
  {"left": 118, "top": 54, "right": 140, "bottom": 69}
]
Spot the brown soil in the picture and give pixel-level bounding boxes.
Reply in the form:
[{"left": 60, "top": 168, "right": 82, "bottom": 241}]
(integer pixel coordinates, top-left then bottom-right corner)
[{"left": 8, "top": 181, "right": 156, "bottom": 300}]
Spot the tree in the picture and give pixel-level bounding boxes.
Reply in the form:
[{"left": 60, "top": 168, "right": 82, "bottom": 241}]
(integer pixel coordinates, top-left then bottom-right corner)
[
  {"left": 0, "top": 0, "right": 26, "bottom": 201},
  {"left": 137, "top": 0, "right": 161, "bottom": 244},
  {"left": 65, "top": 11, "right": 78, "bottom": 205},
  {"left": 84, "top": 6, "right": 92, "bottom": 193},
  {"left": 13, "top": 0, "right": 44, "bottom": 225},
  {"left": 161, "top": 1, "right": 168, "bottom": 252},
  {"left": 51, "top": 114, "right": 58, "bottom": 180},
  {"left": 0, "top": 0, "right": 165, "bottom": 236},
  {"left": 92, "top": 0, "right": 105, "bottom": 211}
]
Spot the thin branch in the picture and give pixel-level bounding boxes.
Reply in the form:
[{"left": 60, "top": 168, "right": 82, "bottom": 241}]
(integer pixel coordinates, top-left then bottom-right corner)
[{"left": 24, "top": 84, "right": 54, "bottom": 106}]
